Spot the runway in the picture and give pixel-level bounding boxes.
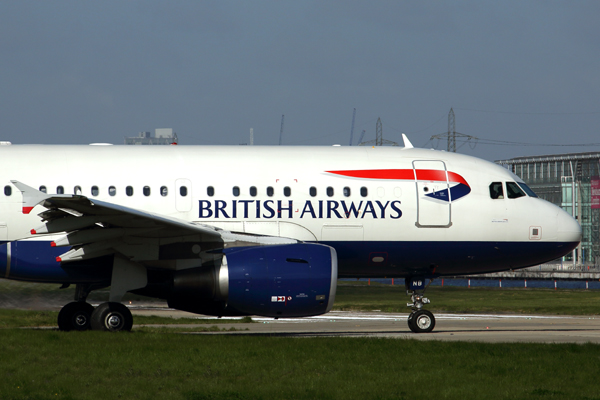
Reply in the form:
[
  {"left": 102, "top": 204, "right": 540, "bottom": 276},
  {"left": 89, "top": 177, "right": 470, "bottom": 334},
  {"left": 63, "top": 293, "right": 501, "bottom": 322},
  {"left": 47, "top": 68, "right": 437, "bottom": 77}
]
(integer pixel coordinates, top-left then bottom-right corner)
[{"left": 131, "top": 308, "right": 600, "bottom": 343}]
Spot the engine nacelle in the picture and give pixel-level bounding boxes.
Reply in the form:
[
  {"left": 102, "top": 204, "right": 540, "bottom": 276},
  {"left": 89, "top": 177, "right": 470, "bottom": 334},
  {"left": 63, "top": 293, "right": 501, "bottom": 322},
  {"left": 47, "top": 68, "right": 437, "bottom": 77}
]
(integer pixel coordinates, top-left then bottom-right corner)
[{"left": 167, "top": 243, "right": 338, "bottom": 318}]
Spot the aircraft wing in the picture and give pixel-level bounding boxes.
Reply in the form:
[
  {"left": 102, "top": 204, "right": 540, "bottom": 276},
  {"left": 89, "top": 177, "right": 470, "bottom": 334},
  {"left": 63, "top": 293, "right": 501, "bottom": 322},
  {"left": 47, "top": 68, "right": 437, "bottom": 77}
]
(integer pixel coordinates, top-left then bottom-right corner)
[{"left": 12, "top": 180, "right": 296, "bottom": 265}]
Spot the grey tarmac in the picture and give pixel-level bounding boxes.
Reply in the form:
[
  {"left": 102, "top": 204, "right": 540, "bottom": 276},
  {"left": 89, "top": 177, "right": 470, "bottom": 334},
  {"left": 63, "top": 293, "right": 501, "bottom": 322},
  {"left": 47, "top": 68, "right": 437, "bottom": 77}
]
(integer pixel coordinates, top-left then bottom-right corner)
[{"left": 131, "top": 308, "right": 600, "bottom": 343}]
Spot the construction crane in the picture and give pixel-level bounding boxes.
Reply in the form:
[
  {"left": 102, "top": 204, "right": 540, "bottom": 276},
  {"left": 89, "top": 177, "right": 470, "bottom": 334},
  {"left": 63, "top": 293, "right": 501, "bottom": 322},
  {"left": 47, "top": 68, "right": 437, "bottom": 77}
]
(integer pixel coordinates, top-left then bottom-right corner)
[
  {"left": 349, "top": 108, "right": 356, "bottom": 146},
  {"left": 357, "top": 130, "right": 366, "bottom": 145},
  {"left": 279, "top": 115, "right": 285, "bottom": 145}
]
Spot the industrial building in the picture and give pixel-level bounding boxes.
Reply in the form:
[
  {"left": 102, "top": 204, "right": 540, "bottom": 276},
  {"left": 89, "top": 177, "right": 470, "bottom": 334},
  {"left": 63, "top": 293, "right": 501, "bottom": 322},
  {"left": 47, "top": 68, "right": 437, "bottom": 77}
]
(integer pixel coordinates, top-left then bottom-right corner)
[
  {"left": 125, "top": 128, "right": 178, "bottom": 145},
  {"left": 496, "top": 152, "right": 600, "bottom": 267}
]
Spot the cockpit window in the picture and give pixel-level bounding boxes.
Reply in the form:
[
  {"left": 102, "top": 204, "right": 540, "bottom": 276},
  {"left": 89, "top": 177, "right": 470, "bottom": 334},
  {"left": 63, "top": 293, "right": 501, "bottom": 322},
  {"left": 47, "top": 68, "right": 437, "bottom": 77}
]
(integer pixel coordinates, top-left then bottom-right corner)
[
  {"left": 506, "top": 182, "right": 526, "bottom": 199},
  {"left": 489, "top": 182, "right": 504, "bottom": 199},
  {"left": 517, "top": 182, "right": 538, "bottom": 198}
]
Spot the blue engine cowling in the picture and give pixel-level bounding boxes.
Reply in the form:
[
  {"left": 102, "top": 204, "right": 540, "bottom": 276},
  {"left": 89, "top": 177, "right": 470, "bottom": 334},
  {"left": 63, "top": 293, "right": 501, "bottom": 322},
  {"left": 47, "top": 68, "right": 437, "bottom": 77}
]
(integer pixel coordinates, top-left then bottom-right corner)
[{"left": 167, "top": 243, "right": 337, "bottom": 318}]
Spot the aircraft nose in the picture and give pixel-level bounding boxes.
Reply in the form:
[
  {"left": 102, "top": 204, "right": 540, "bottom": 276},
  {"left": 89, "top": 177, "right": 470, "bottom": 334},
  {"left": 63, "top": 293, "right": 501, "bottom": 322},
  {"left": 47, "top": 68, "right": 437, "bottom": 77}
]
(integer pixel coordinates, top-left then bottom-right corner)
[{"left": 557, "top": 209, "right": 582, "bottom": 244}]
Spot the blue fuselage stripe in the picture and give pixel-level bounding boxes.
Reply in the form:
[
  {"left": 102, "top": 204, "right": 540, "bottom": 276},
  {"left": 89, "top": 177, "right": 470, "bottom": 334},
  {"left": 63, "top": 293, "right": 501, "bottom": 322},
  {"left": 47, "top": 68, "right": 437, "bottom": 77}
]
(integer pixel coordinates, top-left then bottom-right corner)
[{"left": 0, "top": 239, "right": 579, "bottom": 283}]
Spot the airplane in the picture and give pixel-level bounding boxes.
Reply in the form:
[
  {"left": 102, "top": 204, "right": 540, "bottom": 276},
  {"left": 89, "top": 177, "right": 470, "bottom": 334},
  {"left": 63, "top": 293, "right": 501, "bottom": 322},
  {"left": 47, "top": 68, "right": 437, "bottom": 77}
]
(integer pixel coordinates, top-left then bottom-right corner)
[{"left": 0, "top": 136, "right": 581, "bottom": 333}]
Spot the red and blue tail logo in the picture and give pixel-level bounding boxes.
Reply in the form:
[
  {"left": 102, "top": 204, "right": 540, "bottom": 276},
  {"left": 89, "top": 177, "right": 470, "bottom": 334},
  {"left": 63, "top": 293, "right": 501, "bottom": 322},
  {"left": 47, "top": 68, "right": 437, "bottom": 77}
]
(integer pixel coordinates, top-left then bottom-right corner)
[{"left": 326, "top": 169, "right": 471, "bottom": 202}]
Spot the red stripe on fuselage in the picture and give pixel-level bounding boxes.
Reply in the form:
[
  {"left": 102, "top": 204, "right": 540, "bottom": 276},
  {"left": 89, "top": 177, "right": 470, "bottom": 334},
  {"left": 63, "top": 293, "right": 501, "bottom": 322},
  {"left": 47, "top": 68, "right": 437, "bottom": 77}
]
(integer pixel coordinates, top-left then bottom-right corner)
[
  {"left": 327, "top": 169, "right": 415, "bottom": 180},
  {"left": 326, "top": 169, "right": 468, "bottom": 186}
]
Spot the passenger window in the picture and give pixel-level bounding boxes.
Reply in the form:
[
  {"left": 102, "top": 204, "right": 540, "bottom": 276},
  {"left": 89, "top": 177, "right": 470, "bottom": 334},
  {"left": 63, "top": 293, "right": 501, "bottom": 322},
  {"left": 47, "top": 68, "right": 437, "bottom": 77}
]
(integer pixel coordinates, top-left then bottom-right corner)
[
  {"left": 39, "top": 186, "right": 47, "bottom": 193},
  {"left": 74, "top": 186, "right": 82, "bottom": 195},
  {"left": 233, "top": 186, "right": 240, "bottom": 197},
  {"left": 161, "top": 186, "right": 168, "bottom": 197},
  {"left": 360, "top": 187, "right": 368, "bottom": 197},
  {"left": 327, "top": 187, "right": 334, "bottom": 197},
  {"left": 489, "top": 182, "right": 504, "bottom": 199},
  {"left": 506, "top": 182, "right": 526, "bottom": 199},
  {"left": 126, "top": 186, "right": 134, "bottom": 196},
  {"left": 57, "top": 186, "right": 64, "bottom": 194},
  {"left": 343, "top": 187, "right": 351, "bottom": 197},
  {"left": 91, "top": 186, "right": 99, "bottom": 196},
  {"left": 284, "top": 187, "right": 291, "bottom": 197},
  {"left": 250, "top": 186, "right": 257, "bottom": 197},
  {"left": 109, "top": 186, "right": 116, "bottom": 196},
  {"left": 4, "top": 186, "right": 11, "bottom": 196},
  {"left": 143, "top": 186, "right": 151, "bottom": 196},
  {"left": 207, "top": 186, "right": 214, "bottom": 197},
  {"left": 310, "top": 187, "right": 317, "bottom": 197},
  {"left": 267, "top": 187, "right": 274, "bottom": 197},
  {"left": 180, "top": 186, "right": 188, "bottom": 197}
]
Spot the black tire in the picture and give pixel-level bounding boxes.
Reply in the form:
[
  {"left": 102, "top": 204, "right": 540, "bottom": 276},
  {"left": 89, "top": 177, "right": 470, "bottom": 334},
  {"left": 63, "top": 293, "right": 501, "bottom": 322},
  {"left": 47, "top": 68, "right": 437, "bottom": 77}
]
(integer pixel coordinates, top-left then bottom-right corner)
[
  {"left": 90, "top": 302, "right": 133, "bottom": 332},
  {"left": 57, "top": 302, "right": 95, "bottom": 331},
  {"left": 407, "top": 311, "right": 417, "bottom": 332},
  {"left": 407, "top": 309, "right": 435, "bottom": 333}
]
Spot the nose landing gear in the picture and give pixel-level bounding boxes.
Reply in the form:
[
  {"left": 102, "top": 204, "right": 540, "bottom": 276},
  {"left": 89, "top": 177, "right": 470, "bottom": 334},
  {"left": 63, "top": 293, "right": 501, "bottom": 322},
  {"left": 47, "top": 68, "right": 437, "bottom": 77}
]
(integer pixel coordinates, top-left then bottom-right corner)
[{"left": 406, "top": 277, "right": 436, "bottom": 333}]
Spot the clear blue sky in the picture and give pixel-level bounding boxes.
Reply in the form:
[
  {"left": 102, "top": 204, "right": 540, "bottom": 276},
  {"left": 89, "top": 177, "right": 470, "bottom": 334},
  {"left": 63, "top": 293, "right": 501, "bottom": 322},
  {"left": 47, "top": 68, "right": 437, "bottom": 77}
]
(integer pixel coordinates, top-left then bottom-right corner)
[{"left": 1, "top": 1, "right": 599, "bottom": 161}]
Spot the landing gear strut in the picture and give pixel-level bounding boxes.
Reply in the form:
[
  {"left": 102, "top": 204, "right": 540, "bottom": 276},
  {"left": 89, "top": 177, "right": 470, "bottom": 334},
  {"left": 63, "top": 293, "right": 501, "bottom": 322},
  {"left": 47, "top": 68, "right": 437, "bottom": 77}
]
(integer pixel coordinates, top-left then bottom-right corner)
[{"left": 406, "top": 277, "right": 436, "bottom": 333}]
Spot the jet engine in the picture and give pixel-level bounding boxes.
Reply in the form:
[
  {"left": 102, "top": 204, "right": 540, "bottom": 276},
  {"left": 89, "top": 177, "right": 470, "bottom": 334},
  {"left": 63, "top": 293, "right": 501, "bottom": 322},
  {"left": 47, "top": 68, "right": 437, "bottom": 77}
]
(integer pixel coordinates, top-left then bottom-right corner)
[{"left": 167, "top": 243, "right": 337, "bottom": 318}]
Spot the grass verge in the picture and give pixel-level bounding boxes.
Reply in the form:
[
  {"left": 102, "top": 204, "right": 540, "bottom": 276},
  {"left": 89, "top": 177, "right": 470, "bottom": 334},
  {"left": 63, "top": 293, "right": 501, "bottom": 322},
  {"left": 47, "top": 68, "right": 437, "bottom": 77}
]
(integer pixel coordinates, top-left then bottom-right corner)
[
  {"left": 334, "top": 282, "right": 600, "bottom": 315},
  {"left": 0, "top": 330, "right": 599, "bottom": 400}
]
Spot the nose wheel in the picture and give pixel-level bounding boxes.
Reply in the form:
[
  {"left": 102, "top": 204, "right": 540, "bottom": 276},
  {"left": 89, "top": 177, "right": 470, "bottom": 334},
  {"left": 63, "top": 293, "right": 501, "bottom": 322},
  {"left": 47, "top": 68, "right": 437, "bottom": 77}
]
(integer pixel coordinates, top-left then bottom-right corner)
[
  {"left": 406, "top": 277, "right": 436, "bottom": 333},
  {"left": 408, "top": 309, "right": 435, "bottom": 333}
]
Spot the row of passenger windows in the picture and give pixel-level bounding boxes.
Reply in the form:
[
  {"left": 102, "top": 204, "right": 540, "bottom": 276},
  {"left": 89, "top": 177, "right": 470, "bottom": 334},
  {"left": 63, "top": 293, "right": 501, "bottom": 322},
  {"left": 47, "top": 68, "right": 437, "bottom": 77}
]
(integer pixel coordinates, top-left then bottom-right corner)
[
  {"left": 3, "top": 185, "right": 187, "bottom": 197},
  {"left": 3, "top": 185, "right": 370, "bottom": 198},
  {"left": 214, "top": 186, "right": 369, "bottom": 198},
  {"left": 489, "top": 181, "right": 538, "bottom": 200}
]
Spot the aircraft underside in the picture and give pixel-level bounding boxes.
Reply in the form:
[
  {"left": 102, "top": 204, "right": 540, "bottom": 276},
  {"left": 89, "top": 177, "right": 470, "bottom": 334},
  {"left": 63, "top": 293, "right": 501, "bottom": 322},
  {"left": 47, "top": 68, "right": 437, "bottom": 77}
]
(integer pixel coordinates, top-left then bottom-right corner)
[{"left": 0, "top": 238, "right": 578, "bottom": 334}]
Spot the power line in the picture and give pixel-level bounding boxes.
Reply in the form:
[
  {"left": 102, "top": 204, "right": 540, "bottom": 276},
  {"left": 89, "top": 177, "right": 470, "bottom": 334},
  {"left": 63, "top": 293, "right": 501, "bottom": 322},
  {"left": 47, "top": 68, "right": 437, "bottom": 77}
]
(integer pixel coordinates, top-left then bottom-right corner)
[
  {"left": 452, "top": 137, "right": 600, "bottom": 147},
  {"left": 454, "top": 107, "right": 600, "bottom": 115},
  {"left": 429, "top": 108, "right": 477, "bottom": 152}
]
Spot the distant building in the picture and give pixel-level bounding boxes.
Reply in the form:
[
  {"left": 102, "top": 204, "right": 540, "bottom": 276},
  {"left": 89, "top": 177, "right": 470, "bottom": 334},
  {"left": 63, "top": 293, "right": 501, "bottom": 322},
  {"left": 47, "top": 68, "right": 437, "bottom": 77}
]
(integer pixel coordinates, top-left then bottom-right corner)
[
  {"left": 496, "top": 152, "right": 600, "bottom": 266},
  {"left": 125, "top": 128, "right": 178, "bottom": 145}
]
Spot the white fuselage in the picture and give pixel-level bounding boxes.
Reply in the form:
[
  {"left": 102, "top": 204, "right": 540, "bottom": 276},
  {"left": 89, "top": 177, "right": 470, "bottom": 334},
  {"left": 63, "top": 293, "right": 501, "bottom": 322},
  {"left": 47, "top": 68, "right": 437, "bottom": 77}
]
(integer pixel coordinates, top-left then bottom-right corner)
[{"left": 0, "top": 144, "right": 581, "bottom": 279}]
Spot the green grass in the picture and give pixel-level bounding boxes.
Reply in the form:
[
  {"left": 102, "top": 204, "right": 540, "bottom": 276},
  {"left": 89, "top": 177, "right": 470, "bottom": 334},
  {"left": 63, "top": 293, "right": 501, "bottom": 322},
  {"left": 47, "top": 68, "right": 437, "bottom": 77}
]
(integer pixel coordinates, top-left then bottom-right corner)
[
  {"left": 333, "top": 282, "right": 600, "bottom": 315},
  {"left": 0, "top": 330, "right": 599, "bottom": 400},
  {"left": 0, "top": 309, "right": 254, "bottom": 331},
  {"left": 2, "top": 281, "right": 600, "bottom": 399}
]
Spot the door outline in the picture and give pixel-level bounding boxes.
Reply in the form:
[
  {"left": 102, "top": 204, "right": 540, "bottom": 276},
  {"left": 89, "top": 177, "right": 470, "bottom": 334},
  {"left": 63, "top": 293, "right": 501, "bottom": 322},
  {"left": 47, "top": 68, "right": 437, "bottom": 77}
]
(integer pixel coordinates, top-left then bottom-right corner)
[{"left": 413, "top": 160, "right": 452, "bottom": 228}]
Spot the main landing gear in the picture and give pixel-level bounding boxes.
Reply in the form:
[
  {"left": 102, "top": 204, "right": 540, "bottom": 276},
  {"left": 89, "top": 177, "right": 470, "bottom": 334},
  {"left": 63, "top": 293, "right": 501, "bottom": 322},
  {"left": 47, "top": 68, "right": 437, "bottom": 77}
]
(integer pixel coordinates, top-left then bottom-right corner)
[
  {"left": 57, "top": 284, "right": 133, "bottom": 332},
  {"left": 406, "top": 277, "right": 436, "bottom": 333}
]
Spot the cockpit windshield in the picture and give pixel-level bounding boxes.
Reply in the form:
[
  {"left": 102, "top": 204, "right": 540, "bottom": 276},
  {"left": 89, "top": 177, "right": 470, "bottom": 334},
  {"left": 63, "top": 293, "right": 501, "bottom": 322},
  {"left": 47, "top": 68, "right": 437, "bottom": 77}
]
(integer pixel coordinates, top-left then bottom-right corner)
[
  {"left": 516, "top": 182, "right": 538, "bottom": 198},
  {"left": 506, "top": 182, "right": 526, "bottom": 199}
]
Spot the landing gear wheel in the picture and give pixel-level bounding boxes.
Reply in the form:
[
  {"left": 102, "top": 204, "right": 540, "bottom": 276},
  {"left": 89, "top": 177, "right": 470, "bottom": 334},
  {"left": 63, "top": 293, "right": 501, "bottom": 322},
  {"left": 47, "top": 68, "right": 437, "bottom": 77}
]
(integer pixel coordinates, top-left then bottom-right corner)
[
  {"left": 58, "top": 302, "right": 95, "bottom": 331},
  {"left": 407, "top": 310, "right": 435, "bottom": 333},
  {"left": 91, "top": 302, "right": 133, "bottom": 332}
]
